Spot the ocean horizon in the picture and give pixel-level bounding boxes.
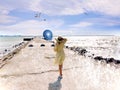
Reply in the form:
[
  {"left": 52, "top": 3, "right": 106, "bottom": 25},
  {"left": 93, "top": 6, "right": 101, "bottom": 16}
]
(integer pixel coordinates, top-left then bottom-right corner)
[{"left": 0, "top": 35, "right": 120, "bottom": 60}]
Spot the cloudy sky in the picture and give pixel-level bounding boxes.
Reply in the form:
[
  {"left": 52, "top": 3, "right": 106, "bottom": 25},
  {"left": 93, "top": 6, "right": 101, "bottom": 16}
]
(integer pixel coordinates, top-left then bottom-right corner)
[{"left": 0, "top": 0, "right": 120, "bottom": 36}]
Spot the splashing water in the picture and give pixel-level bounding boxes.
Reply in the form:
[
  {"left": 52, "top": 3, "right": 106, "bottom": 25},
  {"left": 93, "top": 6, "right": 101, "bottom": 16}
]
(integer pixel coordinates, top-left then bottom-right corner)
[
  {"left": 64, "top": 36, "right": 120, "bottom": 90},
  {"left": 65, "top": 54, "right": 120, "bottom": 90},
  {"left": 65, "top": 36, "right": 120, "bottom": 59}
]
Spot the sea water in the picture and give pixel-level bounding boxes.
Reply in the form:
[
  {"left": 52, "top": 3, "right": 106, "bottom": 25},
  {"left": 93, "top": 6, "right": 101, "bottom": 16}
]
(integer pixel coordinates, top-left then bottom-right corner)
[
  {"left": 0, "top": 36, "right": 33, "bottom": 54},
  {"left": 0, "top": 36, "right": 22, "bottom": 52},
  {"left": 64, "top": 35, "right": 120, "bottom": 60}
]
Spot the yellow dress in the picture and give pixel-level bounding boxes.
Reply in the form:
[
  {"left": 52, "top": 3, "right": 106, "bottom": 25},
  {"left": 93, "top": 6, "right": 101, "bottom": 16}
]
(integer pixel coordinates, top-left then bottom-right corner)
[{"left": 54, "top": 39, "right": 67, "bottom": 65}]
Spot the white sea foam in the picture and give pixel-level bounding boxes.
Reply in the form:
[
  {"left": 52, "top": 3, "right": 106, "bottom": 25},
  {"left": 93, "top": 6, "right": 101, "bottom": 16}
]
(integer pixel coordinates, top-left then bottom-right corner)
[
  {"left": 62, "top": 36, "right": 120, "bottom": 90},
  {"left": 63, "top": 36, "right": 120, "bottom": 60}
]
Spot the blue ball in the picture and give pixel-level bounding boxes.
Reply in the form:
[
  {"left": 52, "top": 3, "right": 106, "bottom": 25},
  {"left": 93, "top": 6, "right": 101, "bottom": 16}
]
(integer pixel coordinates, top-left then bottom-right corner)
[{"left": 43, "top": 30, "right": 53, "bottom": 40}]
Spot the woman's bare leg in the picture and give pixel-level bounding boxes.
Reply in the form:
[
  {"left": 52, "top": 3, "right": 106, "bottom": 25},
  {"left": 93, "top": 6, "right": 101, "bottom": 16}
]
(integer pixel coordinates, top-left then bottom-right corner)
[{"left": 59, "top": 64, "right": 63, "bottom": 76}]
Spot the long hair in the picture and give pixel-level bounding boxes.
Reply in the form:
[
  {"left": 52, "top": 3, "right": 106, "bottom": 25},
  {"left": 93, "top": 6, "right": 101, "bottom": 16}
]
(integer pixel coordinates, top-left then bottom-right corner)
[{"left": 57, "top": 37, "right": 64, "bottom": 44}]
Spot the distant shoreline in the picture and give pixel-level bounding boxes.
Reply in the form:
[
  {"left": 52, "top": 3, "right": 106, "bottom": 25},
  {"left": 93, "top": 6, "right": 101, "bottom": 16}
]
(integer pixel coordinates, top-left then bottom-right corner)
[
  {"left": 0, "top": 35, "right": 115, "bottom": 37},
  {"left": 0, "top": 35, "right": 35, "bottom": 37}
]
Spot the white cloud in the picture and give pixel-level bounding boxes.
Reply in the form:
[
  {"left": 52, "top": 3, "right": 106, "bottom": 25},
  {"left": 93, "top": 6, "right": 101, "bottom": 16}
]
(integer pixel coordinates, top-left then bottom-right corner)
[
  {"left": 83, "top": 0, "right": 120, "bottom": 16},
  {"left": 0, "top": 0, "right": 120, "bottom": 18},
  {"left": 105, "top": 20, "right": 120, "bottom": 26},
  {"left": 0, "top": 0, "right": 85, "bottom": 16},
  {"left": 27, "top": 0, "right": 120, "bottom": 16},
  {"left": 85, "top": 17, "right": 120, "bottom": 26},
  {"left": 70, "top": 22, "right": 93, "bottom": 28},
  {"left": 53, "top": 29, "right": 76, "bottom": 36},
  {"left": 0, "top": 15, "right": 18, "bottom": 24},
  {"left": 29, "top": 0, "right": 84, "bottom": 15},
  {"left": 0, "top": 19, "right": 64, "bottom": 35},
  {"left": 0, "top": 3, "right": 18, "bottom": 24}
]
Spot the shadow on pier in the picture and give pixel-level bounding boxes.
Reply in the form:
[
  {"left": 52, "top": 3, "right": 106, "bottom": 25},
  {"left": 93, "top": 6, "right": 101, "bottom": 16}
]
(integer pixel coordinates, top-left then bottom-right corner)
[{"left": 48, "top": 79, "right": 62, "bottom": 90}]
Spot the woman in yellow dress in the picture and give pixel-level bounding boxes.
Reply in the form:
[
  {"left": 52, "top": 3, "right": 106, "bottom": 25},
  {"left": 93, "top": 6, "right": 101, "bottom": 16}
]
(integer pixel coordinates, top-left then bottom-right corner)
[{"left": 54, "top": 36, "right": 67, "bottom": 80}]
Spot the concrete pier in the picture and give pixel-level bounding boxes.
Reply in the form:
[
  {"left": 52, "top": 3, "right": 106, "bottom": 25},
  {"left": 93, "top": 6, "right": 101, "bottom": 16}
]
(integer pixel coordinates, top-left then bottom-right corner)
[
  {"left": 0, "top": 37, "right": 80, "bottom": 90},
  {"left": 0, "top": 37, "right": 120, "bottom": 90}
]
